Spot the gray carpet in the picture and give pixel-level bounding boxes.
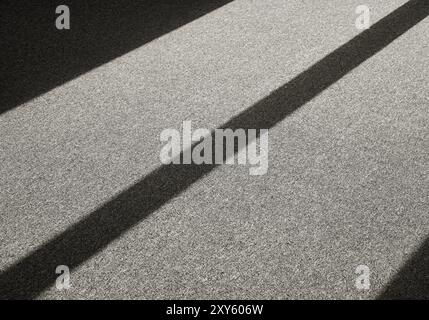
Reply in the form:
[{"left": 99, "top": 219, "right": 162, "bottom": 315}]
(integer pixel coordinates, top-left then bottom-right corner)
[{"left": 0, "top": 0, "right": 427, "bottom": 299}]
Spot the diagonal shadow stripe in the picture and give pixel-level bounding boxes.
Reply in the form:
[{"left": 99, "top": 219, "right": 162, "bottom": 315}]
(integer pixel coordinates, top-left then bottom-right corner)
[
  {"left": 0, "top": 0, "right": 233, "bottom": 115},
  {"left": 0, "top": 0, "right": 427, "bottom": 299},
  {"left": 378, "top": 237, "right": 429, "bottom": 300}
]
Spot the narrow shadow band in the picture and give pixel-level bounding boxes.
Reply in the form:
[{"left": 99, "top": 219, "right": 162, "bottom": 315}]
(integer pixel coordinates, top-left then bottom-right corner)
[{"left": 378, "top": 237, "right": 429, "bottom": 300}]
